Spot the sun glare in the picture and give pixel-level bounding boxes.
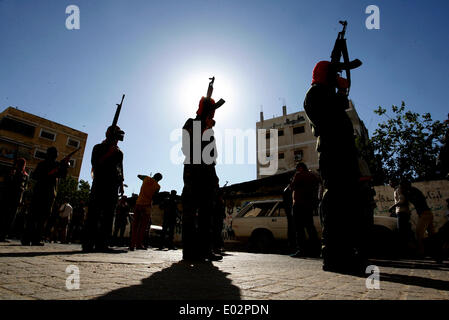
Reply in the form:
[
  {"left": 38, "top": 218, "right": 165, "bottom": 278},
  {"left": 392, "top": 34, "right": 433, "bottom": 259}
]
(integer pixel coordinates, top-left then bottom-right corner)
[{"left": 177, "top": 71, "right": 236, "bottom": 122}]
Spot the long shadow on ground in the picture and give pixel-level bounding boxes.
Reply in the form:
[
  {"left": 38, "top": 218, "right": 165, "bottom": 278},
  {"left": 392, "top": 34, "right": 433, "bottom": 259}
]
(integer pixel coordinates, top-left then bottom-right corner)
[
  {"left": 0, "top": 249, "right": 128, "bottom": 258},
  {"left": 371, "top": 259, "right": 449, "bottom": 272},
  {"left": 380, "top": 273, "right": 449, "bottom": 292},
  {"left": 97, "top": 261, "right": 241, "bottom": 300}
]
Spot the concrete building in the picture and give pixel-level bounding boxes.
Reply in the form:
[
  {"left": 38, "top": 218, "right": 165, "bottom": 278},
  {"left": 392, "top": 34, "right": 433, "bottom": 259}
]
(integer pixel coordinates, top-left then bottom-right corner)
[
  {"left": 256, "top": 105, "right": 318, "bottom": 179},
  {"left": 256, "top": 101, "right": 368, "bottom": 179},
  {"left": 0, "top": 106, "right": 88, "bottom": 184}
]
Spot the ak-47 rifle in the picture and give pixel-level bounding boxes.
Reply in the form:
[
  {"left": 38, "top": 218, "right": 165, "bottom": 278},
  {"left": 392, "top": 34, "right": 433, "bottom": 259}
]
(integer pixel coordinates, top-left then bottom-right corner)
[
  {"left": 62, "top": 147, "right": 81, "bottom": 163},
  {"left": 48, "top": 147, "right": 81, "bottom": 176},
  {"left": 331, "top": 21, "right": 362, "bottom": 95},
  {"left": 206, "top": 76, "right": 226, "bottom": 110},
  {"left": 111, "top": 94, "right": 125, "bottom": 141}
]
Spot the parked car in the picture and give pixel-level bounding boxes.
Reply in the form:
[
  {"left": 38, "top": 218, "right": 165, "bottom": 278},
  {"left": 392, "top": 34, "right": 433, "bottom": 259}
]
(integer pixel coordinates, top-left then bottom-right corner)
[{"left": 232, "top": 199, "right": 399, "bottom": 254}]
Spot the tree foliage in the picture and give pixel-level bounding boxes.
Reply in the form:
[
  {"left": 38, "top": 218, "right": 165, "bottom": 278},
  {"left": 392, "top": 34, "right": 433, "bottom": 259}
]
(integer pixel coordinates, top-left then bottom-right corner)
[
  {"left": 371, "top": 101, "right": 446, "bottom": 183},
  {"left": 56, "top": 177, "right": 90, "bottom": 209}
]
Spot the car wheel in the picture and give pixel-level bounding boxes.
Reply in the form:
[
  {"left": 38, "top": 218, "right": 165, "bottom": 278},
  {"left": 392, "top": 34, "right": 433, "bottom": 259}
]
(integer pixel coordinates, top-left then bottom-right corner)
[{"left": 250, "top": 230, "right": 273, "bottom": 253}]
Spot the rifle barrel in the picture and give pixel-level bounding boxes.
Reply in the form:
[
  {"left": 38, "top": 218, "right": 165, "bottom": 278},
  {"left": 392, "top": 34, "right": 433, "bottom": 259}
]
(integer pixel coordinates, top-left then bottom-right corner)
[{"left": 112, "top": 94, "right": 125, "bottom": 128}]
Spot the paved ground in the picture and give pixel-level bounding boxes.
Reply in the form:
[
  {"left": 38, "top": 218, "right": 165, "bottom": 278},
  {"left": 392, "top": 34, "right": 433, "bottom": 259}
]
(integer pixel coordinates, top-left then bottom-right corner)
[{"left": 1, "top": 240, "right": 449, "bottom": 300}]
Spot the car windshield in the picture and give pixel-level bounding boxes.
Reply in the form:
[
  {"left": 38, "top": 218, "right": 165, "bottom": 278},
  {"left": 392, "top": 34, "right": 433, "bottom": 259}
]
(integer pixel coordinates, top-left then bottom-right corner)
[
  {"left": 240, "top": 202, "right": 277, "bottom": 218},
  {"left": 271, "top": 203, "right": 286, "bottom": 217}
]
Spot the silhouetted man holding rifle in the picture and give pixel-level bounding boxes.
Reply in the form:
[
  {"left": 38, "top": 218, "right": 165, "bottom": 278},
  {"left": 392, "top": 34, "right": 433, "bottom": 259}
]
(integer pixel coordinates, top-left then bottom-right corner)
[
  {"left": 83, "top": 95, "right": 125, "bottom": 253},
  {"left": 181, "top": 77, "right": 225, "bottom": 262},
  {"left": 22, "top": 147, "right": 70, "bottom": 246},
  {"left": 303, "top": 21, "right": 367, "bottom": 274}
]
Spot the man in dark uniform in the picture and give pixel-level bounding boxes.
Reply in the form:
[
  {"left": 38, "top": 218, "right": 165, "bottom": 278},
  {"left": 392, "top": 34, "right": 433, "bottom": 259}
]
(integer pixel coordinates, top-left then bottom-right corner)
[
  {"left": 113, "top": 196, "right": 130, "bottom": 246},
  {"left": 289, "top": 162, "right": 321, "bottom": 258},
  {"left": 304, "top": 60, "right": 366, "bottom": 273},
  {"left": 0, "top": 158, "right": 28, "bottom": 242},
  {"left": 159, "top": 190, "right": 178, "bottom": 250},
  {"left": 181, "top": 89, "right": 223, "bottom": 262},
  {"left": 22, "top": 147, "right": 68, "bottom": 246},
  {"left": 82, "top": 125, "right": 124, "bottom": 252}
]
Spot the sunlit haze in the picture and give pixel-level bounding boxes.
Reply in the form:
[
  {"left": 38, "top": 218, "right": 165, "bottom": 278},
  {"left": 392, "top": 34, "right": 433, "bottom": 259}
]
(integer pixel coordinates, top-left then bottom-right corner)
[{"left": 1, "top": 0, "right": 448, "bottom": 195}]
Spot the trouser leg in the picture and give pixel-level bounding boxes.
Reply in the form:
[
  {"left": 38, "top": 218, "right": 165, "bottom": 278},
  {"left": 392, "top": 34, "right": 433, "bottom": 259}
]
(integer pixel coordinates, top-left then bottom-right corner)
[
  {"left": 130, "top": 212, "right": 141, "bottom": 248},
  {"left": 97, "top": 199, "right": 116, "bottom": 248},
  {"left": 137, "top": 214, "right": 150, "bottom": 248},
  {"left": 293, "top": 204, "right": 306, "bottom": 253},
  {"left": 167, "top": 220, "right": 175, "bottom": 247},
  {"left": 304, "top": 212, "right": 320, "bottom": 254},
  {"left": 182, "top": 189, "right": 198, "bottom": 258},
  {"left": 160, "top": 218, "right": 168, "bottom": 247},
  {"left": 198, "top": 196, "right": 213, "bottom": 257}
]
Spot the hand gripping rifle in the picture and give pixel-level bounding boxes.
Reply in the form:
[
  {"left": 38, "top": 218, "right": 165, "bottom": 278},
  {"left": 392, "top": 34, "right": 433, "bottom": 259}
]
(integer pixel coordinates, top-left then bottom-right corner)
[
  {"left": 48, "top": 147, "right": 81, "bottom": 176},
  {"left": 331, "top": 21, "right": 362, "bottom": 95},
  {"left": 62, "top": 147, "right": 81, "bottom": 163},
  {"left": 207, "top": 76, "right": 226, "bottom": 110},
  {"left": 111, "top": 94, "right": 125, "bottom": 141}
]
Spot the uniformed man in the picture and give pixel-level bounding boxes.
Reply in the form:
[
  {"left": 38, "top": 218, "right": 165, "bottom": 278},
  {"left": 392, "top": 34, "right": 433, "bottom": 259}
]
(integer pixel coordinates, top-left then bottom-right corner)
[
  {"left": 181, "top": 89, "right": 223, "bottom": 262},
  {"left": 22, "top": 147, "right": 68, "bottom": 246},
  {"left": 159, "top": 190, "right": 178, "bottom": 250},
  {"left": 82, "top": 125, "right": 124, "bottom": 252},
  {"left": 304, "top": 60, "right": 366, "bottom": 273},
  {"left": 0, "top": 158, "right": 29, "bottom": 242},
  {"left": 289, "top": 162, "right": 321, "bottom": 258}
]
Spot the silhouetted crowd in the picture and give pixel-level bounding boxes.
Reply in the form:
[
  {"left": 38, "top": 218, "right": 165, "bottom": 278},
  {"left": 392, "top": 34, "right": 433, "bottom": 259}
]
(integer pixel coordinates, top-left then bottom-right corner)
[{"left": 1, "top": 73, "right": 448, "bottom": 275}]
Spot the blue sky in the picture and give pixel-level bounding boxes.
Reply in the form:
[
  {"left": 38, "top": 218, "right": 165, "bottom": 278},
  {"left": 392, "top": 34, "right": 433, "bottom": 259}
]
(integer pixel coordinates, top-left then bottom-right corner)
[{"left": 1, "top": 0, "right": 448, "bottom": 195}]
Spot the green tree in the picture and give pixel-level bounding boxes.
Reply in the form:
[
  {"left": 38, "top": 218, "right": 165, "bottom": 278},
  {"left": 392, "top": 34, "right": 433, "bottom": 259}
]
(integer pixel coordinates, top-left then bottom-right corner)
[
  {"left": 371, "top": 101, "right": 446, "bottom": 183},
  {"left": 56, "top": 177, "right": 90, "bottom": 208}
]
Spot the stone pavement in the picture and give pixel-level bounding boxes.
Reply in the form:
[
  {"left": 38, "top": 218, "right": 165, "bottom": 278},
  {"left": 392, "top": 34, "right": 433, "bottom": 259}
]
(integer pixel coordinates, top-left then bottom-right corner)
[{"left": 0, "top": 240, "right": 448, "bottom": 300}]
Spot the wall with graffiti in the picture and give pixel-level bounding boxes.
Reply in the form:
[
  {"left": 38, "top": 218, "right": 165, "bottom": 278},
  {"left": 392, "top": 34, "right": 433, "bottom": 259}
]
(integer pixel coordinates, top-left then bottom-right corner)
[
  {"left": 373, "top": 179, "right": 449, "bottom": 231},
  {"left": 219, "top": 180, "right": 449, "bottom": 242}
]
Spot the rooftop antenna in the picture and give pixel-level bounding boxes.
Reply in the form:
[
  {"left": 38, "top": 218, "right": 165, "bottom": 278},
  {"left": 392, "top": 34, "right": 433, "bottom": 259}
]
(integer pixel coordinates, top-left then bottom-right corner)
[{"left": 278, "top": 97, "right": 286, "bottom": 106}]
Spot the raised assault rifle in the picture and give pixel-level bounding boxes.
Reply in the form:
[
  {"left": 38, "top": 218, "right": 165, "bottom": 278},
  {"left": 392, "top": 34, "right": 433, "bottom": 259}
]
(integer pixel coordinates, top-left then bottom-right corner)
[
  {"left": 331, "top": 21, "right": 362, "bottom": 95},
  {"left": 206, "top": 76, "right": 225, "bottom": 110},
  {"left": 111, "top": 94, "right": 125, "bottom": 141}
]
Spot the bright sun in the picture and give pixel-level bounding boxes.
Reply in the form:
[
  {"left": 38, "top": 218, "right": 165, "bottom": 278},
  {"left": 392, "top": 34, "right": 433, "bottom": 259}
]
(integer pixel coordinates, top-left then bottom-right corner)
[{"left": 176, "top": 71, "right": 236, "bottom": 122}]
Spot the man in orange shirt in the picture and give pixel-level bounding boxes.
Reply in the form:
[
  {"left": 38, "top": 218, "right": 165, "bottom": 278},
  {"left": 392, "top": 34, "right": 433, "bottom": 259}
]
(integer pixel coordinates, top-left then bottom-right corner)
[{"left": 129, "top": 173, "right": 162, "bottom": 251}]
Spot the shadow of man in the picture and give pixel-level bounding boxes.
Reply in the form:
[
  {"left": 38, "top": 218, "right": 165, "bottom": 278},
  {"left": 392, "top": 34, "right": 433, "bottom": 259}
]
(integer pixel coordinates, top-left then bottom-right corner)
[{"left": 98, "top": 261, "right": 241, "bottom": 300}]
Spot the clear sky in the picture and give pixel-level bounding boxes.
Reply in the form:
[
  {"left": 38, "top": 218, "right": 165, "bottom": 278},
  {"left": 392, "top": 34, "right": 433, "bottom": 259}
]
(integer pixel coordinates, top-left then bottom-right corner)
[{"left": 1, "top": 0, "right": 448, "bottom": 195}]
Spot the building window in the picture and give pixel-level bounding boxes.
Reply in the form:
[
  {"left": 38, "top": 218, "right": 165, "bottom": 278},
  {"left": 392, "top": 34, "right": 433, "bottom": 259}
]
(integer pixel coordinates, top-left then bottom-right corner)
[
  {"left": 39, "top": 129, "right": 56, "bottom": 141},
  {"left": 278, "top": 130, "right": 284, "bottom": 137},
  {"left": 0, "top": 117, "right": 35, "bottom": 137},
  {"left": 293, "top": 126, "right": 305, "bottom": 134},
  {"left": 266, "top": 132, "right": 270, "bottom": 139},
  {"left": 34, "top": 149, "right": 47, "bottom": 160},
  {"left": 67, "top": 137, "right": 80, "bottom": 148},
  {"left": 294, "top": 150, "right": 303, "bottom": 161},
  {"left": 278, "top": 152, "right": 284, "bottom": 159},
  {"left": 68, "top": 159, "right": 76, "bottom": 168}
]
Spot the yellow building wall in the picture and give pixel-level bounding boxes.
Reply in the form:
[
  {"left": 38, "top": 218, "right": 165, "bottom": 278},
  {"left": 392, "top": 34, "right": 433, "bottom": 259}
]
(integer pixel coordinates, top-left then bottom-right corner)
[{"left": 0, "top": 107, "right": 88, "bottom": 180}]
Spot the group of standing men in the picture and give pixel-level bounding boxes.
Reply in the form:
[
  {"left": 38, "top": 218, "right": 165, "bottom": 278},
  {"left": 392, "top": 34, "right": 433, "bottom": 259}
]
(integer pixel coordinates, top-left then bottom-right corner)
[{"left": 389, "top": 179, "right": 447, "bottom": 260}]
